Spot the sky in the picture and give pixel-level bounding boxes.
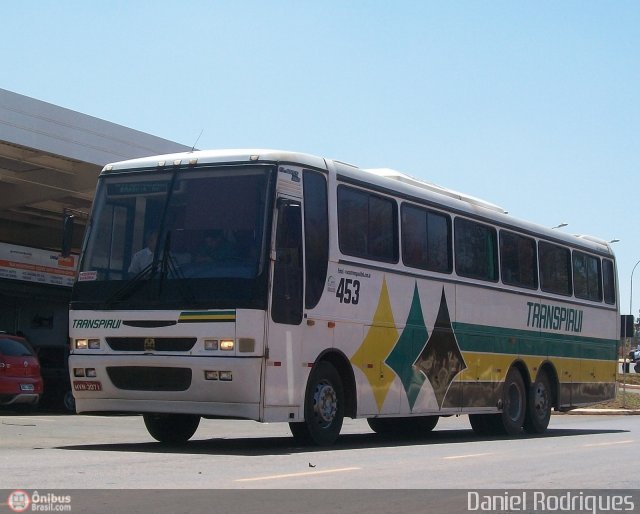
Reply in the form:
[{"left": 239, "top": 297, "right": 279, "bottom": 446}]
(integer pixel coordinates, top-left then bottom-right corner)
[{"left": 2, "top": 1, "right": 639, "bottom": 315}]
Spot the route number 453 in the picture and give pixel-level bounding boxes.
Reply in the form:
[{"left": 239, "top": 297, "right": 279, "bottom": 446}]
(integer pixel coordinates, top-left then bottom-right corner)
[{"left": 336, "top": 278, "right": 360, "bottom": 304}]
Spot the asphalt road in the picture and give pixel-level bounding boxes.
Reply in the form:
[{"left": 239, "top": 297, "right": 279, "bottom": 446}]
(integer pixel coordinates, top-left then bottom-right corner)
[{"left": 0, "top": 411, "right": 637, "bottom": 492}]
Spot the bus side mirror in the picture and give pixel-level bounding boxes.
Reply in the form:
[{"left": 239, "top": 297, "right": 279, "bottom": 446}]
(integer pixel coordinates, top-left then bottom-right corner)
[
  {"left": 61, "top": 214, "right": 74, "bottom": 257},
  {"left": 621, "top": 314, "right": 634, "bottom": 339}
]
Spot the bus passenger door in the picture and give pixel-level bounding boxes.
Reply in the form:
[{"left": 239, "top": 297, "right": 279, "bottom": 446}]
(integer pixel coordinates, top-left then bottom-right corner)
[{"left": 263, "top": 197, "right": 304, "bottom": 415}]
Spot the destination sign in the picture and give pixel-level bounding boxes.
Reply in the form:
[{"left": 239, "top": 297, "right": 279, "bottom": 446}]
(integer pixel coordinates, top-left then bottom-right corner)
[{"left": 107, "top": 182, "right": 168, "bottom": 196}]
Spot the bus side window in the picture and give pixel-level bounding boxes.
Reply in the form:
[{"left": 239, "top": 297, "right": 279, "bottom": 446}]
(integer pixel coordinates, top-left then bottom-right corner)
[
  {"left": 572, "top": 250, "right": 602, "bottom": 302},
  {"left": 454, "top": 217, "right": 498, "bottom": 282},
  {"left": 499, "top": 230, "right": 538, "bottom": 289},
  {"left": 303, "top": 170, "right": 329, "bottom": 310},
  {"left": 271, "top": 199, "right": 303, "bottom": 325},
  {"left": 539, "top": 242, "right": 572, "bottom": 296},
  {"left": 603, "top": 259, "right": 616, "bottom": 305}
]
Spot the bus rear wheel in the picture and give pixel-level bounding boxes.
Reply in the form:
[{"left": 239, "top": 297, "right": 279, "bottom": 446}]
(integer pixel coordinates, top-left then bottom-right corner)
[
  {"left": 499, "top": 368, "right": 526, "bottom": 435},
  {"left": 289, "top": 361, "right": 344, "bottom": 446},
  {"left": 523, "top": 371, "right": 552, "bottom": 434},
  {"left": 143, "top": 413, "right": 200, "bottom": 444}
]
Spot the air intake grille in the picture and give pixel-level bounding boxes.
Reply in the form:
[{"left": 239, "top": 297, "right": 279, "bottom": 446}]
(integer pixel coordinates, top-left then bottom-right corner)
[
  {"left": 107, "top": 366, "right": 192, "bottom": 391},
  {"left": 106, "top": 337, "right": 196, "bottom": 352}
]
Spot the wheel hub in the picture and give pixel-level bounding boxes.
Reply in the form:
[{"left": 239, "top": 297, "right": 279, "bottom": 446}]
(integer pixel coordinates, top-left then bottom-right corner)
[
  {"left": 313, "top": 380, "right": 337, "bottom": 426},
  {"left": 533, "top": 383, "right": 548, "bottom": 418}
]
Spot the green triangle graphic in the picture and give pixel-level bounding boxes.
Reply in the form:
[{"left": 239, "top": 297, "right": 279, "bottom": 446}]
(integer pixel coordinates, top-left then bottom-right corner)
[{"left": 385, "top": 283, "right": 429, "bottom": 410}]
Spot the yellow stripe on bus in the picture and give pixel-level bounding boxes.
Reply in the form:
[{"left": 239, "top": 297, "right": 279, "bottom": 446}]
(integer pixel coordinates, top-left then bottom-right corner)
[{"left": 458, "top": 352, "right": 616, "bottom": 384}]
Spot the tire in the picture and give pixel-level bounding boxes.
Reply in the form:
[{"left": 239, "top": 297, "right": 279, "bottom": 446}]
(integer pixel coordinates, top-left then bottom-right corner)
[
  {"left": 411, "top": 415, "right": 439, "bottom": 433},
  {"left": 469, "top": 414, "right": 493, "bottom": 436},
  {"left": 367, "top": 417, "right": 395, "bottom": 435},
  {"left": 63, "top": 390, "right": 76, "bottom": 413},
  {"left": 289, "top": 361, "right": 344, "bottom": 445},
  {"left": 635, "top": 362, "right": 640, "bottom": 373},
  {"left": 367, "top": 416, "right": 438, "bottom": 437},
  {"left": 523, "top": 371, "right": 552, "bottom": 434},
  {"left": 143, "top": 413, "right": 200, "bottom": 444},
  {"left": 500, "top": 368, "right": 526, "bottom": 435}
]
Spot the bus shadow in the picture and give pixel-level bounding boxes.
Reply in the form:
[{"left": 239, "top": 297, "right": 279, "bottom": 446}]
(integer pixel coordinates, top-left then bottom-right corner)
[{"left": 57, "top": 427, "right": 629, "bottom": 457}]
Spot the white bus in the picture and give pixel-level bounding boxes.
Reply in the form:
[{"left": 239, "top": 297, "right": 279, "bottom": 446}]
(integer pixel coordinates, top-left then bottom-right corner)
[{"left": 67, "top": 149, "right": 619, "bottom": 445}]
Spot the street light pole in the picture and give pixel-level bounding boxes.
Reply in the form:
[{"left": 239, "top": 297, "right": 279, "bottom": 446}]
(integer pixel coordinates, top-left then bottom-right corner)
[
  {"left": 630, "top": 259, "right": 640, "bottom": 316},
  {"left": 622, "top": 258, "right": 640, "bottom": 407}
]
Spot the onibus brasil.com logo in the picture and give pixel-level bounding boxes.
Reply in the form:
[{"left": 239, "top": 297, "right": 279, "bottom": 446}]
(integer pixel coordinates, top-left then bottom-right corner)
[{"left": 7, "top": 491, "right": 72, "bottom": 512}]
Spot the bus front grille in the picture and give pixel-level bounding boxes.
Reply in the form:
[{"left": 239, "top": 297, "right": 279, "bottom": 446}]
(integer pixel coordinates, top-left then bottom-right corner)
[
  {"left": 106, "top": 366, "right": 192, "bottom": 391},
  {"left": 105, "top": 337, "right": 197, "bottom": 352}
]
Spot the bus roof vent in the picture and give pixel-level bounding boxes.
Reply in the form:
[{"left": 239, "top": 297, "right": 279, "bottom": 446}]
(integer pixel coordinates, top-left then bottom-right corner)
[
  {"left": 574, "top": 235, "right": 613, "bottom": 248},
  {"left": 364, "top": 168, "right": 508, "bottom": 214}
]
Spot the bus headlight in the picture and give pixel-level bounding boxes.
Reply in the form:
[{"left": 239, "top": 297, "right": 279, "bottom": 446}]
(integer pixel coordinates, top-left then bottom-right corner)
[
  {"left": 204, "top": 339, "right": 219, "bottom": 351},
  {"left": 75, "top": 339, "right": 100, "bottom": 350},
  {"left": 220, "top": 340, "right": 235, "bottom": 351}
]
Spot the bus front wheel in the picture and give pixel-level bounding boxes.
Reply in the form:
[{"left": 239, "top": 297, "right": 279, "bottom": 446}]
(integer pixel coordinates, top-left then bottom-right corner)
[
  {"left": 289, "top": 361, "right": 344, "bottom": 445},
  {"left": 143, "top": 413, "right": 200, "bottom": 444}
]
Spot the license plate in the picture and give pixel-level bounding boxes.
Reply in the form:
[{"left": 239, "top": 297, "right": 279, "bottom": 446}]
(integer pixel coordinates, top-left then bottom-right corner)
[
  {"left": 73, "top": 380, "right": 102, "bottom": 391},
  {"left": 20, "top": 384, "right": 35, "bottom": 392}
]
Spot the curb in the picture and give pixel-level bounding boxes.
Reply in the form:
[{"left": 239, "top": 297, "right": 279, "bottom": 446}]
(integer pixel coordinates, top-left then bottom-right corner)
[
  {"left": 553, "top": 383, "right": 640, "bottom": 415},
  {"left": 563, "top": 408, "right": 640, "bottom": 415}
]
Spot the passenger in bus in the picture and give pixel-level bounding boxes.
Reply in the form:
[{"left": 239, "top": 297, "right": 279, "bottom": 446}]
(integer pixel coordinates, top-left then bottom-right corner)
[{"left": 128, "top": 230, "right": 157, "bottom": 274}]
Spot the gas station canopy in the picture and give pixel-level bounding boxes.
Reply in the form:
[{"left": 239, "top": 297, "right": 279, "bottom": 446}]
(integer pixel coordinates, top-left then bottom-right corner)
[{"left": 0, "top": 88, "right": 190, "bottom": 251}]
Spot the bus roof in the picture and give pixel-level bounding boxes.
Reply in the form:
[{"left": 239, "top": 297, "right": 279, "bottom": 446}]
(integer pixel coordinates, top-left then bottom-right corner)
[
  {"left": 102, "top": 148, "right": 328, "bottom": 173},
  {"left": 101, "top": 148, "right": 615, "bottom": 258}
]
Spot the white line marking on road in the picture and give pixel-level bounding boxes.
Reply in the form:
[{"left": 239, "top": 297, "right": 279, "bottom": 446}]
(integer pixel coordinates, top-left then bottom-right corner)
[
  {"left": 235, "top": 466, "right": 361, "bottom": 482},
  {"left": 1, "top": 417, "right": 56, "bottom": 423},
  {"left": 443, "top": 452, "right": 493, "bottom": 460},
  {"left": 583, "top": 439, "right": 634, "bottom": 448}
]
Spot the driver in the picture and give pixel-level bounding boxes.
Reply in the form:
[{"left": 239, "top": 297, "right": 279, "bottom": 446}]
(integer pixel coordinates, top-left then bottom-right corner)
[{"left": 128, "top": 231, "right": 158, "bottom": 274}]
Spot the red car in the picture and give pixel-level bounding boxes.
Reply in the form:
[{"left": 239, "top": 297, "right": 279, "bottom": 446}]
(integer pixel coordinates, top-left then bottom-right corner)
[{"left": 0, "top": 334, "right": 43, "bottom": 406}]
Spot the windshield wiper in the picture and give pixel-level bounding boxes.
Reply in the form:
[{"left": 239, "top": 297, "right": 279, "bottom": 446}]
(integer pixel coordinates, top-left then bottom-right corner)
[
  {"left": 157, "top": 231, "right": 195, "bottom": 304},
  {"left": 104, "top": 262, "right": 158, "bottom": 307}
]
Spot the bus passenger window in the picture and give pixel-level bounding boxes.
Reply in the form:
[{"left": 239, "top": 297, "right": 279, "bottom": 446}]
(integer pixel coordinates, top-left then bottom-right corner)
[
  {"left": 572, "top": 251, "right": 602, "bottom": 302},
  {"left": 401, "top": 204, "right": 452, "bottom": 273},
  {"left": 499, "top": 231, "right": 538, "bottom": 289},
  {"left": 454, "top": 218, "right": 498, "bottom": 282},
  {"left": 337, "top": 186, "right": 398, "bottom": 263},
  {"left": 539, "top": 242, "right": 572, "bottom": 296}
]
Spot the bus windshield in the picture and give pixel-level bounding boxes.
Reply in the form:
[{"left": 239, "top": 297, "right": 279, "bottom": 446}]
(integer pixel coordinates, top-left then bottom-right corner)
[{"left": 72, "top": 164, "right": 275, "bottom": 310}]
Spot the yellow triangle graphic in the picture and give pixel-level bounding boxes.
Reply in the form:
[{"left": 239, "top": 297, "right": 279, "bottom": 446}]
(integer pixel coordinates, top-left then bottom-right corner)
[{"left": 351, "top": 277, "right": 398, "bottom": 411}]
